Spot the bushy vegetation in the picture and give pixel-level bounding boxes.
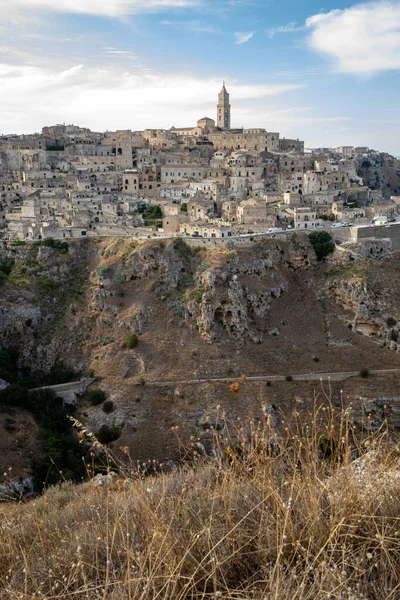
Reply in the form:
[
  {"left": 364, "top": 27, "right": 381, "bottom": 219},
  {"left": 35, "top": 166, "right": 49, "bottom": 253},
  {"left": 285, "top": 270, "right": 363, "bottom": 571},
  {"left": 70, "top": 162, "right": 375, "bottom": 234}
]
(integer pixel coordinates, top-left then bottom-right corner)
[
  {"left": 0, "top": 257, "right": 14, "bottom": 275},
  {"left": 44, "top": 363, "right": 80, "bottom": 386},
  {"left": 1, "top": 403, "right": 399, "bottom": 599},
  {"left": 173, "top": 237, "right": 192, "bottom": 257},
  {"left": 102, "top": 400, "right": 114, "bottom": 414},
  {"left": 360, "top": 367, "right": 370, "bottom": 378},
  {"left": 309, "top": 231, "right": 336, "bottom": 261},
  {"left": 120, "top": 241, "right": 137, "bottom": 266},
  {"left": 319, "top": 213, "right": 336, "bottom": 221},
  {"left": 36, "top": 274, "right": 58, "bottom": 291},
  {"left": 33, "top": 237, "right": 69, "bottom": 253},
  {"left": 137, "top": 204, "right": 163, "bottom": 226},
  {"left": 87, "top": 389, "right": 107, "bottom": 406},
  {"left": 0, "top": 384, "right": 84, "bottom": 490},
  {"left": 96, "top": 424, "right": 121, "bottom": 444},
  {"left": 126, "top": 332, "right": 139, "bottom": 349},
  {"left": 387, "top": 316, "right": 397, "bottom": 327},
  {"left": 0, "top": 256, "right": 13, "bottom": 285}
]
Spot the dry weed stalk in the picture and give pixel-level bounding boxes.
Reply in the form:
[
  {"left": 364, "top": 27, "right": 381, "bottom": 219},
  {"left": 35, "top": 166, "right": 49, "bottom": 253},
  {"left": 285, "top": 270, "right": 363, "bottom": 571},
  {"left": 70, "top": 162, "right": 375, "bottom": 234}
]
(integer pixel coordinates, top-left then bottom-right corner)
[{"left": 0, "top": 390, "right": 399, "bottom": 599}]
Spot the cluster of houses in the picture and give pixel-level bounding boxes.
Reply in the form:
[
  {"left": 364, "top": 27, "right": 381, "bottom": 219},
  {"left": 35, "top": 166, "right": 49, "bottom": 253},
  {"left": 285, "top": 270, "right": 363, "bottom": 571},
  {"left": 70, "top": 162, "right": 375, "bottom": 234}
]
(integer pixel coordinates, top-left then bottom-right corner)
[{"left": 1, "top": 85, "right": 399, "bottom": 242}]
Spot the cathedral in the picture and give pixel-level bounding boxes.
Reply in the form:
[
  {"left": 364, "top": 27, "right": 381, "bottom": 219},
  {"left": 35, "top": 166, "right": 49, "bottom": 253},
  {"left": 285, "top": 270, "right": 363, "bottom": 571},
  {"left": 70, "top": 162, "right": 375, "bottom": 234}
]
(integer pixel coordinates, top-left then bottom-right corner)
[{"left": 170, "top": 83, "right": 232, "bottom": 136}]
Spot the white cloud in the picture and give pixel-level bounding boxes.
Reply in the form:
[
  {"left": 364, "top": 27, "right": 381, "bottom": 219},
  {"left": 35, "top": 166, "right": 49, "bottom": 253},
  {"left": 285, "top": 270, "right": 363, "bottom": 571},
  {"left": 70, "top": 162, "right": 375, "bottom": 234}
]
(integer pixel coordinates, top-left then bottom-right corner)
[
  {"left": 234, "top": 31, "right": 255, "bottom": 44},
  {"left": 267, "top": 21, "right": 302, "bottom": 38},
  {"left": 0, "top": 0, "right": 200, "bottom": 18},
  {"left": 306, "top": 1, "right": 400, "bottom": 74},
  {"left": 0, "top": 63, "right": 301, "bottom": 134}
]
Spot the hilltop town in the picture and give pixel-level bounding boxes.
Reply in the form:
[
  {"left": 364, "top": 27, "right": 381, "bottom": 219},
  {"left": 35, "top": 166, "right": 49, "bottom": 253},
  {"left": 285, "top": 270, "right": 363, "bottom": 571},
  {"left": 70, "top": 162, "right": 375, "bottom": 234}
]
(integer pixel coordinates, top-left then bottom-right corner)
[
  {"left": 2, "top": 86, "right": 400, "bottom": 600},
  {"left": 1, "top": 84, "right": 400, "bottom": 243}
]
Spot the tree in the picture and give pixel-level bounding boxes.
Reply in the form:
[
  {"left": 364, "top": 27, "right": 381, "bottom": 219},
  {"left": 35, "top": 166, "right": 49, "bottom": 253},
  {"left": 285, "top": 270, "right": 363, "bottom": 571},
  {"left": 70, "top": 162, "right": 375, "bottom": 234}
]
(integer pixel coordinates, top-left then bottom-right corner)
[
  {"left": 308, "top": 231, "right": 335, "bottom": 261},
  {"left": 126, "top": 332, "right": 138, "bottom": 349}
]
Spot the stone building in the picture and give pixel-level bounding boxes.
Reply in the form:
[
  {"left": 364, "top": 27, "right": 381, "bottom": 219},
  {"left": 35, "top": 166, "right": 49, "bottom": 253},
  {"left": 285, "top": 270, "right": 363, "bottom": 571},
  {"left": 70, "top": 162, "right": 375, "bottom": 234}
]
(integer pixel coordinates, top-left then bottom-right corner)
[{"left": 217, "top": 83, "right": 231, "bottom": 130}]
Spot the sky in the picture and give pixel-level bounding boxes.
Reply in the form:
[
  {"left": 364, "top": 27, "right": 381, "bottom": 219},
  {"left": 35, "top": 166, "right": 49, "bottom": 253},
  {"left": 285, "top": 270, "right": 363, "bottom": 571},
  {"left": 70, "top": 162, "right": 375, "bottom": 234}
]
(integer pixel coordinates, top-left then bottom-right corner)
[{"left": 0, "top": 0, "right": 400, "bottom": 154}]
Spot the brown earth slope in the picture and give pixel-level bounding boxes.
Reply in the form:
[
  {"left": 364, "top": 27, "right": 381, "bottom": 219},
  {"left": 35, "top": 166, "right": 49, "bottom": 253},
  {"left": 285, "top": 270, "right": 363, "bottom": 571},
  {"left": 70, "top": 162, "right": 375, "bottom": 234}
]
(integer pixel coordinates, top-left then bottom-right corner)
[{"left": 1, "top": 235, "right": 400, "bottom": 471}]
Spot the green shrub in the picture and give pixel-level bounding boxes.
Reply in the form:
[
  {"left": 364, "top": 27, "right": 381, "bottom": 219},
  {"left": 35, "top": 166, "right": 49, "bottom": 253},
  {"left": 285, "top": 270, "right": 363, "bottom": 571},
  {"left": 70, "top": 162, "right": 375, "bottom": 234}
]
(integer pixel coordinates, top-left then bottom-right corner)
[
  {"left": 387, "top": 317, "right": 397, "bottom": 327},
  {"left": 37, "top": 274, "right": 57, "bottom": 291},
  {"left": 102, "top": 400, "right": 114, "bottom": 414},
  {"left": 308, "top": 231, "right": 335, "bottom": 261},
  {"left": 87, "top": 389, "right": 106, "bottom": 406},
  {"left": 173, "top": 238, "right": 191, "bottom": 257},
  {"left": 359, "top": 367, "right": 370, "bottom": 379},
  {"left": 319, "top": 214, "right": 336, "bottom": 222},
  {"left": 286, "top": 375, "right": 293, "bottom": 382},
  {"left": 96, "top": 424, "right": 121, "bottom": 444},
  {"left": 45, "top": 363, "right": 79, "bottom": 386},
  {"left": 126, "top": 332, "right": 139, "bottom": 349},
  {"left": 41, "top": 237, "right": 69, "bottom": 253},
  {"left": 390, "top": 329, "right": 399, "bottom": 342},
  {"left": 97, "top": 265, "right": 110, "bottom": 277},
  {"left": 180, "top": 203, "right": 188, "bottom": 212},
  {"left": 0, "top": 257, "right": 13, "bottom": 284},
  {"left": 0, "top": 257, "right": 14, "bottom": 276},
  {"left": 0, "top": 352, "right": 85, "bottom": 492}
]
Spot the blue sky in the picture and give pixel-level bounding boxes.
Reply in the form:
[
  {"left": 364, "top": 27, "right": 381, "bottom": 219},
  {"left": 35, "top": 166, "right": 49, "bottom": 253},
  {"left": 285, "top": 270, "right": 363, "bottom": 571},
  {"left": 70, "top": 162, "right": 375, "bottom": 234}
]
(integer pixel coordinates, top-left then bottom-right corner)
[{"left": 0, "top": 0, "right": 399, "bottom": 154}]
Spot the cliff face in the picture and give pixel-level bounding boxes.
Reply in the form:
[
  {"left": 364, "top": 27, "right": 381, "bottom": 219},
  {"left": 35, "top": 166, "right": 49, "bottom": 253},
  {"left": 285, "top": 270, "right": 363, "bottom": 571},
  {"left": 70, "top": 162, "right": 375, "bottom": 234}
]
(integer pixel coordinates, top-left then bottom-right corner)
[
  {"left": 184, "top": 239, "right": 313, "bottom": 343},
  {"left": 0, "top": 242, "right": 91, "bottom": 374},
  {"left": 356, "top": 153, "right": 400, "bottom": 196},
  {"left": 324, "top": 257, "right": 400, "bottom": 351},
  {"left": 2, "top": 235, "right": 400, "bottom": 381},
  {"left": 0, "top": 235, "right": 316, "bottom": 375}
]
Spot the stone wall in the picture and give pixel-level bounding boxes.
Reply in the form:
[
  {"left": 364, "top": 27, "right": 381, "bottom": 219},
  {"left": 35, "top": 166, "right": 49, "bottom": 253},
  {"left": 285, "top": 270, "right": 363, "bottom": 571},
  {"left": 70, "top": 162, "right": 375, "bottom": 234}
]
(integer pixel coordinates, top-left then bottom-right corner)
[
  {"left": 354, "top": 223, "right": 400, "bottom": 251},
  {"left": 182, "top": 231, "right": 289, "bottom": 249}
]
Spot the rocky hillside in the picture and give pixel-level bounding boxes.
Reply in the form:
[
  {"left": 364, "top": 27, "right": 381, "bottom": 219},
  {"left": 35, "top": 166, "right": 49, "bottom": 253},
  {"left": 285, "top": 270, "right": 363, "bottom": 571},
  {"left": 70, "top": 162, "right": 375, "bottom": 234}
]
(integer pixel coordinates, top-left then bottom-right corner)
[
  {"left": 356, "top": 152, "right": 400, "bottom": 196},
  {"left": 1, "top": 235, "right": 400, "bottom": 478}
]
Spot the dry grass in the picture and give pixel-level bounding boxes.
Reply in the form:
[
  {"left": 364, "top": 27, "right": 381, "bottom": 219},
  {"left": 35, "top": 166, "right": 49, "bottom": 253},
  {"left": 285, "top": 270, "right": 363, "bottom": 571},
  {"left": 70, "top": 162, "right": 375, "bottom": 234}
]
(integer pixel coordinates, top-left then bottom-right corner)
[{"left": 1, "top": 394, "right": 400, "bottom": 600}]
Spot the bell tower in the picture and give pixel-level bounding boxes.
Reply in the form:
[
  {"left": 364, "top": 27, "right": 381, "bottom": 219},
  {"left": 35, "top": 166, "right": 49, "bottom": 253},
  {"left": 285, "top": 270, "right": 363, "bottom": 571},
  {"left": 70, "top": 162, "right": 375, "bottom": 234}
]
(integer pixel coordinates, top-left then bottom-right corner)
[{"left": 217, "top": 82, "right": 231, "bottom": 130}]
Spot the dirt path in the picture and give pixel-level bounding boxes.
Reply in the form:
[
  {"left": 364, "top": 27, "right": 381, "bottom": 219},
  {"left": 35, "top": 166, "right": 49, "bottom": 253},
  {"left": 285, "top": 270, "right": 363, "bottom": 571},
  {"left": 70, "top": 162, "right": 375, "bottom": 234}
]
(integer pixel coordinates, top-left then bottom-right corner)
[{"left": 139, "top": 368, "right": 400, "bottom": 386}]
